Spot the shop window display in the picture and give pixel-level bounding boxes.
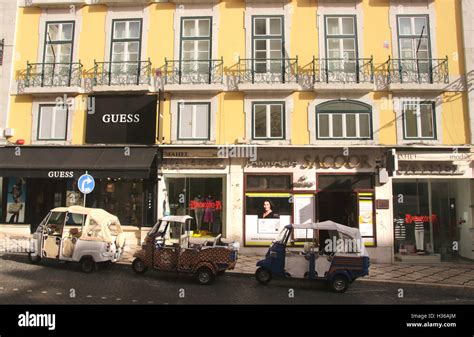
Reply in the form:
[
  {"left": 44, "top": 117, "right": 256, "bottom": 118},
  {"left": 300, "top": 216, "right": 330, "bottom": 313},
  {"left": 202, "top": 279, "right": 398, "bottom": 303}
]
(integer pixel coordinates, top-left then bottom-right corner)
[
  {"left": 393, "top": 180, "right": 458, "bottom": 259},
  {"left": 86, "top": 180, "right": 144, "bottom": 227},
  {"left": 166, "top": 177, "right": 224, "bottom": 237},
  {"left": 244, "top": 174, "right": 293, "bottom": 246}
]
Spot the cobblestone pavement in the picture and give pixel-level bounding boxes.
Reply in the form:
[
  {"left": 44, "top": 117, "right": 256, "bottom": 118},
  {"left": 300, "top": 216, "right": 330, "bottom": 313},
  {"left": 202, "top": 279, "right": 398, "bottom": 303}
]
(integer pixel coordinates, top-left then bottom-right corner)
[{"left": 2, "top": 253, "right": 474, "bottom": 304}]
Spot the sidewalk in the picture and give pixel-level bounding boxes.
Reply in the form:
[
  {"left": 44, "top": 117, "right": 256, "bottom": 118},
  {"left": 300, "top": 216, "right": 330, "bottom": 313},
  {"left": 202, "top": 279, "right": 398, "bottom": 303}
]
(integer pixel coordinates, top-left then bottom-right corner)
[{"left": 3, "top": 232, "right": 474, "bottom": 289}]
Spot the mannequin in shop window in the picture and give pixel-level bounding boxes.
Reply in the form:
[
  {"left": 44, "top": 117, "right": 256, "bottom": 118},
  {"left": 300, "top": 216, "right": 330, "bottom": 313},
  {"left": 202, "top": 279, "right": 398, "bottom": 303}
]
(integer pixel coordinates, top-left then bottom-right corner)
[
  {"left": 203, "top": 194, "right": 216, "bottom": 232},
  {"left": 193, "top": 194, "right": 204, "bottom": 232},
  {"left": 414, "top": 213, "right": 425, "bottom": 255},
  {"left": 394, "top": 212, "right": 406, "bottom": 254}
]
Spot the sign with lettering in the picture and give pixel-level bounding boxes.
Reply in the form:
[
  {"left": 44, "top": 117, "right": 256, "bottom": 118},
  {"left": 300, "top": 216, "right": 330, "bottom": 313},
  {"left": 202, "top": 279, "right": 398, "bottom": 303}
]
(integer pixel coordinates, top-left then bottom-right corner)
[
  {"left": 47, "top": 171, "right": 74, "bottom": 179},
  {"left": 396, "top": 162, "right": 464, "bottom": 176},
  {"left": 86, "top": 94, "right": 158, "bottom": 144},
  {"left": 246, "top": 154, "right": 373, "bottom": 169}
]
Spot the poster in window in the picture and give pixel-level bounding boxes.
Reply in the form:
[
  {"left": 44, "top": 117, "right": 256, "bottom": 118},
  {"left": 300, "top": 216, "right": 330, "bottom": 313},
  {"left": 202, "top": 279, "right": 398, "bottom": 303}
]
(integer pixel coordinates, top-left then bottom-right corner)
[
  {"left": 66, "top": 180, "right": 83, "bottom": 206},
  {"left": 293, "top": 195, "right": 315, "bottom": 240},
  {"left": 358, "top": 196, "right": 374, "bottom": 237},
  {"left": 245, "top": 193, "right": 292, "bottom": 246},
  {"left": 5, "top": 178, "right": 27, "bottom": 223}
]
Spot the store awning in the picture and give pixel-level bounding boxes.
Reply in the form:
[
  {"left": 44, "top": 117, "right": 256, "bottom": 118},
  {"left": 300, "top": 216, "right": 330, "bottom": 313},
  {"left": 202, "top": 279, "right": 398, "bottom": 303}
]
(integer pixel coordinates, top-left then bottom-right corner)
[{"left": 0, "top": 146, "right": 158, "bottom": 179}]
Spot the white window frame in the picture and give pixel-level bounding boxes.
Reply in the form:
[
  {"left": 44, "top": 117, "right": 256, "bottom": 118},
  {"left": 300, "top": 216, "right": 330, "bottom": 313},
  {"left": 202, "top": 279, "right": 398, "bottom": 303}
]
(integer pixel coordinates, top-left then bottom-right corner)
[
  {"left": 317, "top": 112, "right": 371, "bottom": 139},
  {"left": 177, "top": 103, "right": 210, "bottom": 140},
  {"left": 43, "top": 22, "right": 75, "bottom": 64},
  {"left": 170, "top": 94, "right": 217, "bottom": 144},
  {"left": 180, "top": 17, "right": 212, "bottom": 73},
  {"left": 402, "top": 101, "right": 436, "bottom": 140},
  {"left": 31, "top": 98, "right": 74, "bottom": 145},
  {"left": 37, "top": 9, "right": 81, "bottom": 64},
  {"left": 252, "top": 102, "right": 285, "bottom": 140},
  {"left": 37, "top": 104, "right": 68, "bottom": 141}
]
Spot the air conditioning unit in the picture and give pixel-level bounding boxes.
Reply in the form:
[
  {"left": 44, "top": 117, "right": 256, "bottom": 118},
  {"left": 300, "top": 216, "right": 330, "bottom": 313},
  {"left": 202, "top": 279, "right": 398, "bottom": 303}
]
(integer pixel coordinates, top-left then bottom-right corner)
[{"left": 4, "top": 128, "right": 14, "bottom": 138}]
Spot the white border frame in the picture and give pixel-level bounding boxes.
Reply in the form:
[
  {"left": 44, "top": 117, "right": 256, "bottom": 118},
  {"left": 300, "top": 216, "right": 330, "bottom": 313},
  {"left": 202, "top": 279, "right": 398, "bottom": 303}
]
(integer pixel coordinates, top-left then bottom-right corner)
[
  {"left": 104, "top": 5, "right": 149, "bottom": 63},
  {"left": 173, "top": 3, "right": 219, "bottom": 61},
  {"left": 388, "top": 0, "right": 437, "bottom": 60},
  {"left": 31, "top": 96, "right": 74, "bottom": 145},
  {"left": 244, "top": 2, "right": 292, "bottom": 59},
  {"left": 37, "top": 7, "right": 83, "bottom": 64},
  {"left": 394, "top": 94, "right": 442, "bottom": 145},
  {"left": 316, "top": 0, "right": 365, "bottom": 60}
]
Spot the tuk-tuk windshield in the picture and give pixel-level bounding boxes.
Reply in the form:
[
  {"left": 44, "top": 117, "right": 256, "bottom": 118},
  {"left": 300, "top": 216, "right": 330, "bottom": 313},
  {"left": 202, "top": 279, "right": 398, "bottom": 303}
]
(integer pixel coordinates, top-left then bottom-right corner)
[
  {"left": 48, "top": 212, "right": 67, "bottom": 225},
  {"left": 276, "top": 227, "right": 291, "bottom": 244},
  {"left": 148, "top": 220, "right": 167, "bottom": 237}
]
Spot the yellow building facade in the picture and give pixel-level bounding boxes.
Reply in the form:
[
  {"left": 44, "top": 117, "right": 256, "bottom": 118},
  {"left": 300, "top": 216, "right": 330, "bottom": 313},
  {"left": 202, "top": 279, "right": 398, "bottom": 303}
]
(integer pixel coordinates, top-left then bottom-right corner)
[{"left": 1, "top": 0, "right": 473, "bottom": 263}]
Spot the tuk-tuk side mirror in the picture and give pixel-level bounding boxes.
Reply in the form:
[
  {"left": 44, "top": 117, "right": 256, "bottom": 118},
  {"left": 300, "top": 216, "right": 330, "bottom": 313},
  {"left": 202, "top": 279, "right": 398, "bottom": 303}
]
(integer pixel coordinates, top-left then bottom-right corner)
[{"left": 290, "top": 239, "right": 295, "bottom": 246}]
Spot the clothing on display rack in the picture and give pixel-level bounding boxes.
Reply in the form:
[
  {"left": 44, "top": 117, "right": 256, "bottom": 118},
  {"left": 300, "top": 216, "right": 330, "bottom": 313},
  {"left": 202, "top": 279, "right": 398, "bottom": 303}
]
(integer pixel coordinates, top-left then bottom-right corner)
[
  {"left": 394, "top": 217, "right": 406, "bottom": 241},
  {"left": 203, "top": 195, "right": 215, "bottom": 231},
  {"left": 194, "top": 195, "right": 204, "bottom": 231},
  {"left": 414, "top": 219, "right": 424, "bottom": 253}
]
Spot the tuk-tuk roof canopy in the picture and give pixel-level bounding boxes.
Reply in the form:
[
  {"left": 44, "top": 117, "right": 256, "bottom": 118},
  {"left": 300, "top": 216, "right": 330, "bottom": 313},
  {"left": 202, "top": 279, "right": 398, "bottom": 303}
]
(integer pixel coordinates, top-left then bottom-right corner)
[
  {"left": 288, "top": 221, "right": 361, "bottom": 239},
  {"left": 50, "top": 206, "right": 122, "bottom": 244},
  {"left": 160, "top": 215, "right": 193, "bottom": 223}
]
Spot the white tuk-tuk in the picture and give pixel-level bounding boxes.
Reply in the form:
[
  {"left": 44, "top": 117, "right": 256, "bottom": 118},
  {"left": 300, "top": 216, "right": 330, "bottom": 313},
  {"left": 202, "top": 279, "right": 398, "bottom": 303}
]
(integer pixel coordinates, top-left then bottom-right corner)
[{"left": 28, "top": 206, "right": 126, "bottom": 273}]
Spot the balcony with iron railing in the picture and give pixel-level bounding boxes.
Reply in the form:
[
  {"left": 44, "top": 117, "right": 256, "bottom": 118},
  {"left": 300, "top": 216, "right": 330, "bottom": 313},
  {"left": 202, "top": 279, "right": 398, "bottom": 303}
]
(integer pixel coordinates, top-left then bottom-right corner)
[
  {"left": 312, "top": 56, "right": 374, "bottom": 92},
  {"left": 384, "top": 56, "right": 449, "bottom": 92},
  {"left": 93, "top": 59, "right": 152, "bottom": 91},
  {"left": 237, "top": 57, "right": 299, "bottom": 92},
  {"left": 16, "top": 61, "right": 83, "bottom": 94},
  {"left": 161, "top": 58, "right": 224, "bottom": 92}
]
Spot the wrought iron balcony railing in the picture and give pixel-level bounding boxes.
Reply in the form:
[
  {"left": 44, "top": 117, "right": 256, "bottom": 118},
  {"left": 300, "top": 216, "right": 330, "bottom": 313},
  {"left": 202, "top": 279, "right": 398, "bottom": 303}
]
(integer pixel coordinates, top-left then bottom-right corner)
[
  {"left": 238, "top": 57, "right": 298, "bottom": 84},
  {"left": 164, "top": 58, "right": 223, "bottom": 85},
  {"left": 312, "top": 57, "right": 374, "bottom": 84},
  {"left": 93, "top": 59, "right": 151, "bottom": 86},
  {"left": 24, "top": 61, "right": 83, "bottom": 88},
  {"left": 386, "top": 56, "right": 449, "bottom": 84}
]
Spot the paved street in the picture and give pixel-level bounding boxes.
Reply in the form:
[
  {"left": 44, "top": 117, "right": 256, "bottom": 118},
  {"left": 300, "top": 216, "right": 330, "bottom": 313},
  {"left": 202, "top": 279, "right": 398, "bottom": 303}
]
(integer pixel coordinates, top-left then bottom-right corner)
[{"left": 2, "top": 253, "right": 474, "bottom": 305}]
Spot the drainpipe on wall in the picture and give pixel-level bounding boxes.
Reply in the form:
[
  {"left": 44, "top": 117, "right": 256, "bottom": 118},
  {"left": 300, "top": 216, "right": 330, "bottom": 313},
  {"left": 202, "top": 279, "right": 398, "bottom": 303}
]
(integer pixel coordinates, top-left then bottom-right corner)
[{"left": 460, "top": 0, "right": 474, "bottom": 143}]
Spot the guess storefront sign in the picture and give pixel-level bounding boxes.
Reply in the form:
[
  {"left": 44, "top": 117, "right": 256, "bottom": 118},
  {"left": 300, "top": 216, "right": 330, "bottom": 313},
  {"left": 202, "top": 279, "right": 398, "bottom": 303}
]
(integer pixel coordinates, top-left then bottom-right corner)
[
  {"left": 102, "top": 114, "right": 140, "bottom": 123},
  {"left": 47, "top": 171, "right": 75, "bottom": 178},
  {"left": 86, "top": 95, "right": 158, "bottom": 144}
]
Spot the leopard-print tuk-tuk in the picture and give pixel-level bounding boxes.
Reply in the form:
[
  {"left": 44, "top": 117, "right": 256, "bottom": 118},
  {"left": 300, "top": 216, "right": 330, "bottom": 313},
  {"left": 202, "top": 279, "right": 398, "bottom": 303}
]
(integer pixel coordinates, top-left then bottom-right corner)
[{"left": 132, "top": 215, "right": 239, "bottom": 285}]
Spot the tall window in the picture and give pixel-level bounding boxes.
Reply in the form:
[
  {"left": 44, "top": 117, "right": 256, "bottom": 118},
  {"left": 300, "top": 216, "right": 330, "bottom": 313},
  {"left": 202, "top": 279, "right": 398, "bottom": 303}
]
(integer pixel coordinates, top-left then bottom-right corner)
[
  {"left": 43, "top": 22, "right": 75, "bottom": 79},
  {"left": 325, "top": 16, "right": 357, "bottom": 74},
  {"left": 403, "top": 101, "right": 436, "bottom": 139},
  {"left": 397, "top": 15, "right": 431, "bottom": 74},
  {"left": 177, "top": 103, "right": 210, "bottom": 140},
  {"left": 180, "top": 17, "right": 211, "bottom": 74},
  {"left": 316, "top": 100, "right": 372, "bottom": 140},
  {"left": 110, "top": 19, "right": 142, "bottom": 77},
  {"left": 37, "top": 104, "right": 68, "bottom": 141},
  {"left": 252, "top": 16, "right": 283, "bottom": 74},
  {"left": 252, "top": 102, "right": 285, "bottom": 140}
]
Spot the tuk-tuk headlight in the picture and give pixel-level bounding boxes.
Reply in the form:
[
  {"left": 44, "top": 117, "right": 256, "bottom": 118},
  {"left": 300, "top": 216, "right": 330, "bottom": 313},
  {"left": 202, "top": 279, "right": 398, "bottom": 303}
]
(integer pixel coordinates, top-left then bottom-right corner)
[{"left": 270, "top": 251, "right": 277, "bottom": 258}]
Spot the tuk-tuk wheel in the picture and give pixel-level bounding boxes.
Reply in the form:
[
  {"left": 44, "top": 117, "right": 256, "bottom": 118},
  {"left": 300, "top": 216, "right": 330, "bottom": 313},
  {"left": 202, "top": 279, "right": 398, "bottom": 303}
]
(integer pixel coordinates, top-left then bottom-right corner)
[
  {"left": 28, "top": 252, "right": 41, "bottom": 264},
  {"left": 132, "top": 258, "right": 148, "bottom": 274},
  {"left": 80, "top": 257, "right": 96, "bottom": 273},
  {"left": 196, "top": 267, "right": 215, "bottom": 285},
  {"left": 331, "top": 275, "right": 349, "bottom": 293},
  {"left": 255, "top": 267, "right": 272, "bottom": 285}
]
